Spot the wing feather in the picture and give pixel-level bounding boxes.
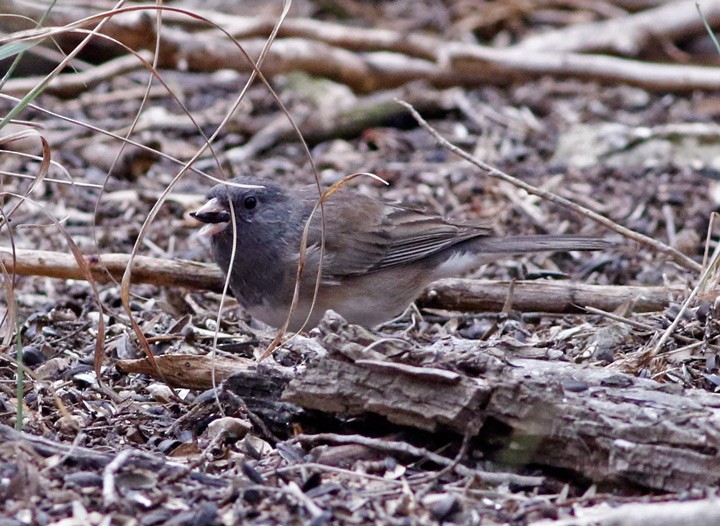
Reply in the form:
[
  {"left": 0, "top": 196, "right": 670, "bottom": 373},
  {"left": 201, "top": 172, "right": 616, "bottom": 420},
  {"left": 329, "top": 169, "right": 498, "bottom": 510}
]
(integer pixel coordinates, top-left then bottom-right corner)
[{"left": 299, "top": 185, "right": 491, "bottom": 277}]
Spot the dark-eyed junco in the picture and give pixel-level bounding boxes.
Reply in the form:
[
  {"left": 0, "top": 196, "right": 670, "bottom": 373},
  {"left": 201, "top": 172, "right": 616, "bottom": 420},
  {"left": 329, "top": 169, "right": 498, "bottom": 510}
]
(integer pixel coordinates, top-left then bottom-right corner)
[{"left": 191, "top": 177, "right": 613, "bottom": 331}]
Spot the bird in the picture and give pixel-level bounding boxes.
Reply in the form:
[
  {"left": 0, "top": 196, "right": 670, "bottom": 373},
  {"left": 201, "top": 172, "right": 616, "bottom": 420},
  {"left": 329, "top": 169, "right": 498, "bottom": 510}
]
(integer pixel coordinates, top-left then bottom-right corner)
[{"left": 191, "top": 176, "right": 613, "bottom": 331}]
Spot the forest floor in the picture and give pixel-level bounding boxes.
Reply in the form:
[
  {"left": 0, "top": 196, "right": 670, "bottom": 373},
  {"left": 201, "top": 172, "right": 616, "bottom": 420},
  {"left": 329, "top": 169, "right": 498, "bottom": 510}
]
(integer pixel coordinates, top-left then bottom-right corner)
[{"left": 2, "top": 1, "right": 720, "bottom": 525}]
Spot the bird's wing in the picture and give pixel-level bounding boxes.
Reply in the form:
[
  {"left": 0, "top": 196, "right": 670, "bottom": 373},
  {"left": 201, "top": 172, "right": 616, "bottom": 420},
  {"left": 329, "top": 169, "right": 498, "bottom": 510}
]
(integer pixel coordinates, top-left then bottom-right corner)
[
  {"left": 373, "top": 206, "right": 491, "bottom": 269},
  {"left": 301, "top": 188, "right": 491, "bottom": 277}
]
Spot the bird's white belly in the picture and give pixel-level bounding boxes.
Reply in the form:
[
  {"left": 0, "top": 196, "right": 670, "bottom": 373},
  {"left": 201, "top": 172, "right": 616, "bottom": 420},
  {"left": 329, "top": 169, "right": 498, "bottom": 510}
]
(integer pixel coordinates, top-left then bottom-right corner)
[{"left": 246, "top": 271, "right": 428, "bottom": 330}]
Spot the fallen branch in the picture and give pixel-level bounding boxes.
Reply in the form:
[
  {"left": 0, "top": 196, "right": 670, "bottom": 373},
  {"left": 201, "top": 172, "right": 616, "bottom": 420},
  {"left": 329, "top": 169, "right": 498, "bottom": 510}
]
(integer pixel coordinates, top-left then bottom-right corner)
[
  {"left": 281, "top": 315, "right": 720, "bottom": 493},
  {"left": 116, "top": 354, "right": 255, "bottom": 390},
  {"left": 418, "top": 278, "right": 677, "bottom": 314},
  {"left": 2, "top": 247, "right": 678, "bottom": 314},
  {"left": 444, "top": 43, "right": 720, "bottom": 93},
  {"left": 0, "top": 247, "right": 225, "bottom": 292},
  {"left": 4, "top": 3, "right": 720, "bottom": 93},
  {"left": 1, "top": 51, "right": 153, "bottom": 98},
  {"left": 516, "top": 0, "right": 720, "bottom": 54}
]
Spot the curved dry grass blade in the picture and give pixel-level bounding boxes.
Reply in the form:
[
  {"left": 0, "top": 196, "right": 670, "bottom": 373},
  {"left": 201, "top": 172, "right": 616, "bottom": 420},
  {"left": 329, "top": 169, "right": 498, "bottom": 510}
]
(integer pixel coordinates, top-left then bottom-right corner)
[
  {"left": 258, "top": 173, "right": 388, "bottom": 361},
  {"left": 0, "top": 0, "right": 129, "bottom": 130},
  {"left": 76, "top": 40, "right": 224, "bottom": 294},
  {"left": 207, "top": 0, "right": 293, "bottom": 397},
  {"left": 0, "top": 212, "right": 18, "bottom": 347},
  {"left": 0, "top": 192, "right": 107, "bottom": 387},
  {"left": 0, "top": 266, "right": 16, "bottom": 346},
  {"left": 697, "top": 3, "right": 720, "bottom": 55},
  {"left": 209, "top": 198, "right": 237, "bottom": 404},
  {"left": 0, "top": 127, "right": 51, "bottom": 346},
  {"left": 398, "top": 99, "right": 701, "bottom": 273},
  {"left": 0, "top": 129, "right": 52, "bottom": 221},
  {"left": 111, "top": 3, "right": 292, "bottom": 372}
]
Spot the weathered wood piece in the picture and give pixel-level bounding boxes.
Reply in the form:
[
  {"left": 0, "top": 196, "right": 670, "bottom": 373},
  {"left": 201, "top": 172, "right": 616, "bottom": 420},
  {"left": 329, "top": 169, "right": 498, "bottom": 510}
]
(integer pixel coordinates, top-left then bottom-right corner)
[
  {"left": 282, "top": 315, "right": 720, "bottom": 492},
  {"left": 419, "top": 278, "right": 676, "bottom": 314},
  {"left": 0, "top": 247, "right": 225, "bottom": 292},
  {"left": 115, "top": 313, "right": 720, "bottom": 492},
  {"left": 116, "top": 354, "right": 255, "bottom": 389},
  {"left": 2, "top": 247, "right": 676, "bottom": 314},
  {"left": 283, "top": 357, "right": 490, "bottom": 433}
]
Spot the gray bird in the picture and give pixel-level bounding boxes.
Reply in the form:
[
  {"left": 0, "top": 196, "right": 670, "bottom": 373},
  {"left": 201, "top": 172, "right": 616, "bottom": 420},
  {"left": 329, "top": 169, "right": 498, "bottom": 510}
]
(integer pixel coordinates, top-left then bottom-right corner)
[{"left": 192, "top": 177, "right": 612, "bottom": 331}]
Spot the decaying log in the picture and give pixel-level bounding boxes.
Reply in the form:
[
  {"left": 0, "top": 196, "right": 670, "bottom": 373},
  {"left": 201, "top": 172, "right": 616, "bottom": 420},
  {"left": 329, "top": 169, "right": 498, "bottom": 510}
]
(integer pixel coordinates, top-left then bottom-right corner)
[
  {"left": 283, "top": 350, "right": 720, "bottom": 492},
  {"left": 114, "top": 311, "right": 720, "bottom": 492},
  {"left": 284, "top": 358, "right": 490, "bottom": 434},
  {"left": 280, "top": 314, "right": 720, "bottom": 492}
]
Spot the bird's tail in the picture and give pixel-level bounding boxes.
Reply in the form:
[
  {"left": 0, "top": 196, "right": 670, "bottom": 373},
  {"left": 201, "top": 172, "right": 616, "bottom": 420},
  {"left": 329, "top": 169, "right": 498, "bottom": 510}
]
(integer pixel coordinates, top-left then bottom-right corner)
[
  {"left": 467, "top": 235, "right": 616, "bottom": 254},
  {"left": 432, "top": 235, "right": 616, "bottom": 277}
]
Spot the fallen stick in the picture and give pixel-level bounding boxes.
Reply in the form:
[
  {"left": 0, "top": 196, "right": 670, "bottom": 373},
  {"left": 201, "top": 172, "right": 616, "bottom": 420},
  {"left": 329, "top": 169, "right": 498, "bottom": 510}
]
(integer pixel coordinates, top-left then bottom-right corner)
[
  {"left": 515, "top": 0, "right": 720, "bottom": 54},
  {"left": 1, "top": 51, "right": 153, "bottom": 98},
  {"left": 0, "top": 246, "right": 225, "bottom": 292},
  {"left": 1, "top": 247, "right": 677, "bottom": 314},
  {"left": 5, "top": 4, "right": 720, "bottom": 93},
  {"left": 420, "top": 278, "right": 677, "bottom": 314},
  {"left": 116, "top": 354, "right": 255, "bottom": 389}
]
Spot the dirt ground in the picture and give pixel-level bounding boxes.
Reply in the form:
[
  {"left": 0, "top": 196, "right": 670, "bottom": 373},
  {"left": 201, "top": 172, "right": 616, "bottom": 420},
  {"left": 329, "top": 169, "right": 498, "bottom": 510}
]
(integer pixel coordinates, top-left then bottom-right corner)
[{"left": 2, "top": 1, "right": 720, "bottom": 525}]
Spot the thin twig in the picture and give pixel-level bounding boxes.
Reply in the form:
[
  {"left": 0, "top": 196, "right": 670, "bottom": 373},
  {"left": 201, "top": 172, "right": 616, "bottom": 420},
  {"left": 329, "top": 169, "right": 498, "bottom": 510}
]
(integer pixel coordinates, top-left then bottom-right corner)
[
  {"left": 585, "top": 305, "right": 720, "bottom": 354},
  {"left": 651, "top": 241, "right": 720, "bottom": 356},
  {"left": 397, "top": 100, "right": 701, "bottom": 273},
  {"left": 291, "top": 433, "right": 544, "bottom": 487}
]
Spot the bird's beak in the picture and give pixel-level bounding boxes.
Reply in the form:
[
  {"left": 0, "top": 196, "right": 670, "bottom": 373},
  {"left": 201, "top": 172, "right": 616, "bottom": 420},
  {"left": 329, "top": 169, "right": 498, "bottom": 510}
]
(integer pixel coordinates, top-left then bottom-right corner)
[{"left": 190, "top": 198, "right": 231, "bottom": 236}]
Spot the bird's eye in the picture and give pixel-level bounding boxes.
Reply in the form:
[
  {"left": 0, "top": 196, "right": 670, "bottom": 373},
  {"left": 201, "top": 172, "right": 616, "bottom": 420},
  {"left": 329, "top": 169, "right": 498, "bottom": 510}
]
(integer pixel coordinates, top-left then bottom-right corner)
[{"left": 243, "top": 196, "right": 257, "bottom": 210}]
